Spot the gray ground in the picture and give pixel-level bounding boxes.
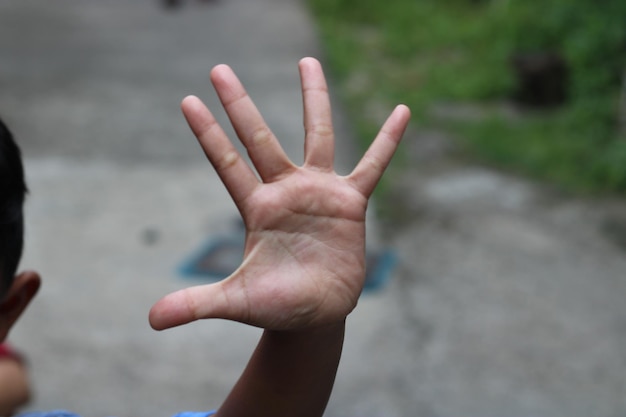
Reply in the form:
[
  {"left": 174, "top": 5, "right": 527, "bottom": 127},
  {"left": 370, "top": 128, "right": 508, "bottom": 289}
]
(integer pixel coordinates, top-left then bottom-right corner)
[{"left": 1, "top": 1, "right": 625, "bottom": 416}]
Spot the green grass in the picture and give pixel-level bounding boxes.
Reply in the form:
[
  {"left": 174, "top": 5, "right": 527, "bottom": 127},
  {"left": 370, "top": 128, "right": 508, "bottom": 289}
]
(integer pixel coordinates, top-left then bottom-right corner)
[
  {"left": 307, "top": 0, "right": 626, "bottom": 194},
  {"left": 455, "top": 102, "right": 626, "bottom": 191}
]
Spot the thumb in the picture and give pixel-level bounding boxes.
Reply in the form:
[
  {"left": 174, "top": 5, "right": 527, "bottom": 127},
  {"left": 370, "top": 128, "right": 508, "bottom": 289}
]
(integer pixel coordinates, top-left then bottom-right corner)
[{"left": 149, "top": 281, "right": 234, "bottom": 330}]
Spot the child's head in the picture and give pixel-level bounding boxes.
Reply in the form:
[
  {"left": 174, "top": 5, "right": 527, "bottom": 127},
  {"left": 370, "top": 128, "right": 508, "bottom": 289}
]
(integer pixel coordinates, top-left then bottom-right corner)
[
  {"left": 0, "top": 118, "right": 27, "bottom": 297},
  {"left": 0, "top": 117, "right": 40, "bottom": 342}
]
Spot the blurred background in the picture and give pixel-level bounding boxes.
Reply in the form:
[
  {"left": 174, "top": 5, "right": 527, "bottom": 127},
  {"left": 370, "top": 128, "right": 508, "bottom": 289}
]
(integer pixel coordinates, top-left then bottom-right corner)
[
  {"left": 2, "top": 0, "right": 626, "bottom": 416},
  {"left": 309, "top": 0, "right": 626, "bottom": 194}
]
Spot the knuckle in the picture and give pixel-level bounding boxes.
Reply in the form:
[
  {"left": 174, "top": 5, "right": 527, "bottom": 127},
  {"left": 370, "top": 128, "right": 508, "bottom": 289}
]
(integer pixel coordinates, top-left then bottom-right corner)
[
  {"left": 250, "top": 126, "right": 272, "bottom": 147},
  {"left": 217, "top": 150, "right": 239, "bottom": 170},
  {"left": 363, "top": 153, "right": 383, "bottom": 171},
  {"left": 308, "top": 123, "right": 334, "bottom": 139}
]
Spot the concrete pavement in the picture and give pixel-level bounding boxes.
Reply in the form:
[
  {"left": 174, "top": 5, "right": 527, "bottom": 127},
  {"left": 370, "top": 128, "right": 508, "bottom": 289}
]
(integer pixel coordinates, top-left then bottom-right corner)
[
  {"left": 1, "top": 1, "right": 372, "bottom": 416},
  {"left": 1, "top": 1, "right": 626, "bottom": 416}
]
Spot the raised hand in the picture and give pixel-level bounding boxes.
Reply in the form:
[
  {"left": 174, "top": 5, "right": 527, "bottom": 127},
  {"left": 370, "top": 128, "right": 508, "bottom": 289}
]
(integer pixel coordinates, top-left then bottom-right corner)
[{"left": 149, "top": 57, "right": 410, "bottom": 331}]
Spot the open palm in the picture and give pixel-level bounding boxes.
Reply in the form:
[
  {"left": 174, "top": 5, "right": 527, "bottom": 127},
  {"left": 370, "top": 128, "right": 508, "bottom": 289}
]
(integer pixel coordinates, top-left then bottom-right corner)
[{"left": 149, "top": 58, "right": 410, "bottom": 331}]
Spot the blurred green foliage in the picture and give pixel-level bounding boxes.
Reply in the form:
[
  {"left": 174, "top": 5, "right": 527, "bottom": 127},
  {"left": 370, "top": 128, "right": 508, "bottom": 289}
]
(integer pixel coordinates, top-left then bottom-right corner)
[
  {"left": 501, "top": 0, "right": 626, "bottom": 99},
  {"left": 308, "top": 0, "right": 626, "bottom": 193}
]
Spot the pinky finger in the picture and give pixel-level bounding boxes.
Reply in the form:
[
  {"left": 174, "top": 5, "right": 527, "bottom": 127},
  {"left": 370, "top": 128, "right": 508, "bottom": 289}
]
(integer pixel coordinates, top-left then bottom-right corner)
[{"left": 348, "top": 105, "right": 410, "bottom": 197}]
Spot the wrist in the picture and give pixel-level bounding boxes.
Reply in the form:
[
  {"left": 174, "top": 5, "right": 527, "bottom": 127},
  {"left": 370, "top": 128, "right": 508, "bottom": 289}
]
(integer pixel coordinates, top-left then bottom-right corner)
[
  {"left": 260, "top": 320, "right": 346, "bottom": 359},
  {"left": 264, "top": 319, "right": 346, "bottom": 339}
]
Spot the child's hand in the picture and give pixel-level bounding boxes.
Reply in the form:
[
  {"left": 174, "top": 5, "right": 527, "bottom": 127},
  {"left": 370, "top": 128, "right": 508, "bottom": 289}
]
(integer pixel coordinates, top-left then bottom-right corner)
[{"left": 149, "top": 57, "right": 410, "bottom": 331}]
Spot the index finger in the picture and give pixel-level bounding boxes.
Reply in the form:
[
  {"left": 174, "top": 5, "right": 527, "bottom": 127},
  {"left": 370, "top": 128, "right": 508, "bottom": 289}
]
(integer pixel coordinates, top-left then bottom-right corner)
[
  {"left": 181, "top": 95, "right": 260, "bottom": 208},
  {"left": 211, "top": 65, "right": 295, "bottom": 182}
]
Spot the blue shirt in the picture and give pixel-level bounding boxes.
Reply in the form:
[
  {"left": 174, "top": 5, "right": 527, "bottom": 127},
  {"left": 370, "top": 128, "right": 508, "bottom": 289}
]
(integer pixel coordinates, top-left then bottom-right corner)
[{"left": 19, "top": 411, "right": 216, "bottom": 417}]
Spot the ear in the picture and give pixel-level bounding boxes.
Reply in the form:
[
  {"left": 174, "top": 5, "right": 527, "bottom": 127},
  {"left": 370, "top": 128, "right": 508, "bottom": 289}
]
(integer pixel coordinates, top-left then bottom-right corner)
[{"left": 0, "top": 271, "right": 41, "bottom": 342}]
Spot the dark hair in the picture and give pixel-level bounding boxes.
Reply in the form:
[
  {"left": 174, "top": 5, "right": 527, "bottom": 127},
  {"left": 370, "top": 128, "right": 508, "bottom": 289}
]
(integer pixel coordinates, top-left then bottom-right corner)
[{"left": 0, "top": 118, "right": 27, "bottom": 298}]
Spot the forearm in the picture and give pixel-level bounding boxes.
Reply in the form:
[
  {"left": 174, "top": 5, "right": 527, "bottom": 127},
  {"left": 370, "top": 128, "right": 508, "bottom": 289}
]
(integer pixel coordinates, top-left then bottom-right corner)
[
  {"left": 215, "top": 321, "right": 345, "bottom": 417},
  {"left": 0, "top": 359, "right": 30, "bottom": 417}
]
